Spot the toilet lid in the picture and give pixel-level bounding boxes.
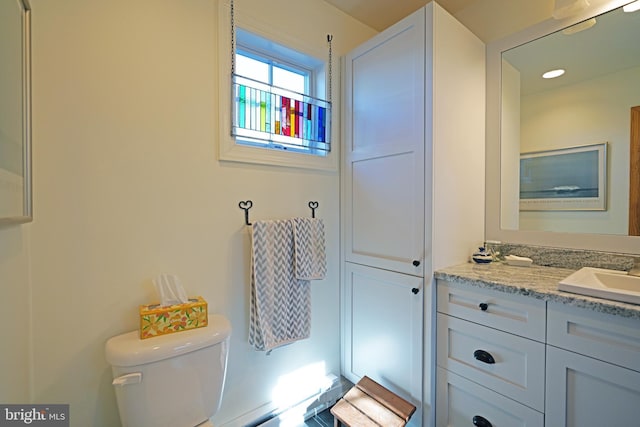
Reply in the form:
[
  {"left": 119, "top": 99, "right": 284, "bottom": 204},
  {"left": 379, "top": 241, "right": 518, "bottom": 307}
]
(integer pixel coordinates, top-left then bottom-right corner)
[
  {"left": 196, "top": 420, "right": 214, "bottom": 427},
  {"left": 105, "top": 314, "right": 231, "bottom": 367}
]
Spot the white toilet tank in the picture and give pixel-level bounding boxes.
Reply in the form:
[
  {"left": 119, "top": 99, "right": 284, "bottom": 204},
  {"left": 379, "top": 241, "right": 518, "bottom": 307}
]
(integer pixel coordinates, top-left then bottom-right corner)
[{"left": 105, "top": 314, "right": 231, "bottom": 427}]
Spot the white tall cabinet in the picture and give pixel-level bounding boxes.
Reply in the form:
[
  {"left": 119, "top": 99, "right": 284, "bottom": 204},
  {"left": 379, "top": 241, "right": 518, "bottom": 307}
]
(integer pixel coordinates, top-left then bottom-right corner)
[{"left": 341, "top": 4, "right": 485, "bottom": 426}]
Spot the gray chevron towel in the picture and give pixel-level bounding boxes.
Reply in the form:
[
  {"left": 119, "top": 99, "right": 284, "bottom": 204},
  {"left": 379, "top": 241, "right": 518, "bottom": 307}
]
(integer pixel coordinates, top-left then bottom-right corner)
[
  {"left": 292, "top": 218, "right": 326, "bottom": 280},
  {"left": 249, "top": 219, "right": 313, "bottom": 352}
]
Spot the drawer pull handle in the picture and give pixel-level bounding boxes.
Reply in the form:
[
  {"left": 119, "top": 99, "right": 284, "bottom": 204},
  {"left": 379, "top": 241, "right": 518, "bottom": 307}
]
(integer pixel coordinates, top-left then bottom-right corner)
[
  {"left": 473, "top": 349, "right": 495, "bottom": 364},
  {"left": 478, "top": 302, "right": 488, "bottom": 311},
  {"left": 412, "top": 287, "right": 420, "bottom": 295},
  {"left": 473, "top": 415, "right": 492, "bottom": 427},
  {"left": 412, "top": 260, "right": 421, "bottom": 267}
]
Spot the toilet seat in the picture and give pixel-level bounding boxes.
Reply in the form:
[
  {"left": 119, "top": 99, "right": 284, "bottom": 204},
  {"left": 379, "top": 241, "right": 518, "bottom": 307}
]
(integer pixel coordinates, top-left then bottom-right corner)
[{"left": 196, "top": 420, "right": 214, "bottom": 427}]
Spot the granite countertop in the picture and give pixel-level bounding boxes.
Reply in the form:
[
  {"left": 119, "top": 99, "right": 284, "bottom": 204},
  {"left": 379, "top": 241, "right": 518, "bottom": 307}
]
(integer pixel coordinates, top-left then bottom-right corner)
[{"left": 435, "top": 262, "right": 640, "bottom": 320}]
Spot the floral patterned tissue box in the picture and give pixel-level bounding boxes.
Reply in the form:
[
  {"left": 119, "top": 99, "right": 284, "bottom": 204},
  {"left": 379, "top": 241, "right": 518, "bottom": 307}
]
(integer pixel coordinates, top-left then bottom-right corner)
[{"left": 139, "top": 296, "right": 208, "bottom": 339}]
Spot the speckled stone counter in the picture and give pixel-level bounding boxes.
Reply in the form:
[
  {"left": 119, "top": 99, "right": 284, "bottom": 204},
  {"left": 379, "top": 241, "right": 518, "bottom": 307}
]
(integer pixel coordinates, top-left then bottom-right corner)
[{"left": 435, "top": 262, "right": 640, "bottom": 320}]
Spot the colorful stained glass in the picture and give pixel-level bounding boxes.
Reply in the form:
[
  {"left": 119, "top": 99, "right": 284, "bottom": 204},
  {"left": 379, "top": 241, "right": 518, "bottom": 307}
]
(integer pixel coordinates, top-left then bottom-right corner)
[{"left": 232, "top": 75, "right": 331, "bottom": 153}]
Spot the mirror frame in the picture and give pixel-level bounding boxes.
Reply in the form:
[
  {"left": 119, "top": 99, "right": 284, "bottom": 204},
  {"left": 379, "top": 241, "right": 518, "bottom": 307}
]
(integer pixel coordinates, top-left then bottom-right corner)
[
  {"left": 0, "top": 0, "right": 32, "bottom": 225},
  {"left": 486, "top": 0, "right": 640, "bottom": 255}
]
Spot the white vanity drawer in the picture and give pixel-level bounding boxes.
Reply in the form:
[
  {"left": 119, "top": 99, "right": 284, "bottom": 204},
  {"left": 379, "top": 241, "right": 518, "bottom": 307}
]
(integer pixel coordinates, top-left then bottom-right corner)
[
  {"left": 437, "top": 280, "right": 546, "bottom": 341},
  {"left": 436, "top": 313, "right": 545, "bottom": 411},
  {"left": 547, "top": 301, "right": 640, "bottom": 372},
  {"left": 436, "top": 368, "right": 544, "bottom": 427}
]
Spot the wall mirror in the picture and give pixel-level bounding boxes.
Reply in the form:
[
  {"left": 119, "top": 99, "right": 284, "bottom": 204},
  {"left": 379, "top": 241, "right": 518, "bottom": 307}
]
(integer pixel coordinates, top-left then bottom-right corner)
[
  {"left": 486, "top": 0, "right": 640, "bottom": 254},
  {"left": 0, "top": 0, "right": 32, "bottom": 224}
]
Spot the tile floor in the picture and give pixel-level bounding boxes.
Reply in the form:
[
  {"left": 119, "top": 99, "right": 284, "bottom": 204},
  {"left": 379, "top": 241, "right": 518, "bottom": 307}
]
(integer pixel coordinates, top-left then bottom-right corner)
[
  {"left": 255, "top": 375, "right": 351, "bottom": 427},
  {"left": 301, "top": 407, "right": 334, "bottom": 427}
]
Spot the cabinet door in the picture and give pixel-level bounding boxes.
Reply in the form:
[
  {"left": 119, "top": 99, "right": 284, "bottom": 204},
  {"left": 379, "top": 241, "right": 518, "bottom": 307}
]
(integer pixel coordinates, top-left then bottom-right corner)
[
  {"left": 546, "top": 345, "right": 640, "bottom": 427},
  {"left": 342, "top": 262, "right": 423, "bottom": 425},
  {"left": 343, "top": 9, "right": 425, "bottom": 276}
]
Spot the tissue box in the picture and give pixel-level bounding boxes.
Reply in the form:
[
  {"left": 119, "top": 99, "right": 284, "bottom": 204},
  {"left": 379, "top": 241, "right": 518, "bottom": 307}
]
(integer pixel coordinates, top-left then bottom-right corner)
[{"left": 139, "top": 296, "right": 208, "bottom": 339}]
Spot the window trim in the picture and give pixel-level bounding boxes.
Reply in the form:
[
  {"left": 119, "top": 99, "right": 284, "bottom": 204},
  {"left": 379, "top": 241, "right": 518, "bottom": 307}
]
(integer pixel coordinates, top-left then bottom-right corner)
[
  {"left": 217, "top": 1, "right": 337, "bottom": 171},
  {"left": 236, "top": 48, "right": 312, "bottom": 94}
]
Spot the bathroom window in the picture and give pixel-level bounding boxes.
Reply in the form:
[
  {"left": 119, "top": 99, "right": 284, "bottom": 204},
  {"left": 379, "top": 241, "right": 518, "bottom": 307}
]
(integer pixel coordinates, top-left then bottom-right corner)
[
  {"left": 217, "top": 7, "right": 337, "bottom": 171},
  {"left": 232, "top": 29, "right": 331, "bottom": 157}
]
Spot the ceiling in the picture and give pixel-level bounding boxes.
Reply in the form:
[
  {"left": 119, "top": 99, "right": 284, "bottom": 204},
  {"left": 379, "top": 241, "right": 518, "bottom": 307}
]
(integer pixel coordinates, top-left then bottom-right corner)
[
  {"left": 323, "top": 0, "right": 640, "bottom": 93},
  {"left": 323, "top": 0, "right": 557, "bottom": 42},
  {"left": 503, "top": 5, "right": 640, "bottom": 95}
]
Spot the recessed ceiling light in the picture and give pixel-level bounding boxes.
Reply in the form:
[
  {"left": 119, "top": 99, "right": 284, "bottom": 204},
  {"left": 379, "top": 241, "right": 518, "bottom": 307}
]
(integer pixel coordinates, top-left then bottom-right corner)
[
  {"left": 562, "top": 18, "right": 597, "bottom": 35},
  {"left": 623, "top": 1, "right": 640, "bottom": 12},
  {"left": 543, "top": 69, "right": 566, "bottom": 79}
]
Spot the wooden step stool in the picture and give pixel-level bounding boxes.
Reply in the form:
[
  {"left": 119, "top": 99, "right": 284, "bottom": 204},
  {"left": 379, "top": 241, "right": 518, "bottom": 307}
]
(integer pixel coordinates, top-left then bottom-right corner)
[{"left": 330, "top": 376, "right": 416, "bottom": 427}]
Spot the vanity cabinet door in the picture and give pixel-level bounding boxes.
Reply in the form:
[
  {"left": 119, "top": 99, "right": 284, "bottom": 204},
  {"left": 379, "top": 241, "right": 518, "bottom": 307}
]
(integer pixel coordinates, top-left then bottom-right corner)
[{"left": 546, "top": 345, "right": 640, "bottom": 427}]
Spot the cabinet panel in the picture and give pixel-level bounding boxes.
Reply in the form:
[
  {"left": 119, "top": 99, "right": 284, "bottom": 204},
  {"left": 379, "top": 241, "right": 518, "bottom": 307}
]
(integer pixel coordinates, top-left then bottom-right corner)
[
  {"left": 436, "top": 368, "right": 544, "bottom": 427},
  {"left": 546, "top": 346, "right": 640, "bottom": 427},
  {"left": 346, "top": 9, "right": 425, "bottom": 158},
  {"left": 437, "top": 280, "right": 546, "bottom": 341},
  {"left": 350, "top": 153, "right": 422, "bottom": 271},
  {"left": 342, "top": 262, "right": 423, "bottom": 424},
  {"left": 436, "top": 314, "right": 545, "bottom": 411},
  {"left": 547, "top": 301, "right": 640, "bottom": 372},
  {"left": 343, "top": 10, "right": 425, "bottom": 276}
]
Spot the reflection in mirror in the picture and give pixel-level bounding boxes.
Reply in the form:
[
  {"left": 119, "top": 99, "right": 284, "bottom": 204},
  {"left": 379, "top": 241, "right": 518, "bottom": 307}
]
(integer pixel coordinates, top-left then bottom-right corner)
[
  {"left": 0, "top": 0, "right": 31, "bottom": 224},
  {"left": 500, "top": 4, "right": 640, "bottom": 235},
  {"left": 486, "top": 0, "right": 640, "bottom": 254}
]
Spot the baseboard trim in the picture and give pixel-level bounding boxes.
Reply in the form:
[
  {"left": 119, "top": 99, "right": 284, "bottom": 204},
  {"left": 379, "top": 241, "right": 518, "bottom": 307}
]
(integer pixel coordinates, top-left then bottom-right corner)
[{"left": 219, "top": 374, "right": 352, "bottom": 427}]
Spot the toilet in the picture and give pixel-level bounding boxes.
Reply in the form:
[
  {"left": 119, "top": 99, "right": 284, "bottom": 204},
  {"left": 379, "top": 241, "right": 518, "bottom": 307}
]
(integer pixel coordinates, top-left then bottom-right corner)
[{"left": 105, "top": 314, "right": 231, "bottom": 427}]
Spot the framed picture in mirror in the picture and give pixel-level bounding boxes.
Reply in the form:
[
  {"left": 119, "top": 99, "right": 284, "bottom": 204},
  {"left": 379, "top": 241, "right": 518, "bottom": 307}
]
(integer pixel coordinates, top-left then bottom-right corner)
[{"left": 519, "top": 142, "right": 607, "bottom": 211}]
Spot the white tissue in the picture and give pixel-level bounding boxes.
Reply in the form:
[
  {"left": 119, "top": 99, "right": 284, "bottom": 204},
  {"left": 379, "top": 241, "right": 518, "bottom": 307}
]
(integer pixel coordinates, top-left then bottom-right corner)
[{"left": 152, "top": 273, "right": 189, "bottom": 307}]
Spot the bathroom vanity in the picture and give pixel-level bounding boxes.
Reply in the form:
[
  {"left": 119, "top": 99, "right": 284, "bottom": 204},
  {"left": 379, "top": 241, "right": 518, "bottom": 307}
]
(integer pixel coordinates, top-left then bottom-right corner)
[
  {"left": 450, "top": 0, "right": 640, "bottom": 424},
  {"left": 434, "top": 262, "right": 640, "bottom": 427}
]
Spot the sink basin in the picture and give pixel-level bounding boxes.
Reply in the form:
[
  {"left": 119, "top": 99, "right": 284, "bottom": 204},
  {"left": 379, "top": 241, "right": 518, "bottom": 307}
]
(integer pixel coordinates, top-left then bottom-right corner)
[{"left": 559, "top": 267, "right": 640, "bottom": 305}]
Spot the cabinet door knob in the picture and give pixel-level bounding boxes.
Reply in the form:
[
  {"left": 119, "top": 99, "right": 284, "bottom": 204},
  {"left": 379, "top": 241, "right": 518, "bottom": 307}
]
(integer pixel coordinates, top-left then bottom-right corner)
[
  {"left": 412, "top": 287, "right": 420, "bottom": 295},
  {"left": 473, "top": 349, "right": 496, "bottom": 364},
  {"left": 473, "top": 415, "right": 493, "bottom": 427},
  {"left": 478, "top": 302, "right": 488, "bottom": 311},
  {"left": 412, "top": 260, "right": 421, "bottom": 267}
]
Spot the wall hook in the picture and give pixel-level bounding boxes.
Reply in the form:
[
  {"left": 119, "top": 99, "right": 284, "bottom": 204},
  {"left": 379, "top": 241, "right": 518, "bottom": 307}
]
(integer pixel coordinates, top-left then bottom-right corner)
[
  {"left": 308, "top": 201, "right": 319, "bottom": 218},
  {"left": 239, "top": 200, "right": 253, "bottom": 225}
]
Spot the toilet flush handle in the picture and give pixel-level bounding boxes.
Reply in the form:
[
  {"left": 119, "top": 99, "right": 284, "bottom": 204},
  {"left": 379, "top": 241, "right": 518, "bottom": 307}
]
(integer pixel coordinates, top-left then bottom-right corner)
[{"left": 112, "top": 372, "right": 142, "bottom": 386}]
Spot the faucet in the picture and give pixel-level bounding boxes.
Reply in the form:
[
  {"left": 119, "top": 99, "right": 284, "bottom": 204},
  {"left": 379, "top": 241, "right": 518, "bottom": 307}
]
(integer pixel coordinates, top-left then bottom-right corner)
[{"left": 629, "top": 258, "right": 640, "bottom": 277}]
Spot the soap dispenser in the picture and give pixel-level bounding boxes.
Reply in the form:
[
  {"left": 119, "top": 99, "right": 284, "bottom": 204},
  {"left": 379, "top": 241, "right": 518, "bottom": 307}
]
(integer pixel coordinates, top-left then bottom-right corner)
[{"left": 472, "top": 246, "right": 493, "bottom": 264}]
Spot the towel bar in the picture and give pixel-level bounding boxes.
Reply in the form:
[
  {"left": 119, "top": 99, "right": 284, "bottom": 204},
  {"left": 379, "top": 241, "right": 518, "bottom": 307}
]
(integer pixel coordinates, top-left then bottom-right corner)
[{"left": 238, "top": 200, "right": 320, "bottom": 225}]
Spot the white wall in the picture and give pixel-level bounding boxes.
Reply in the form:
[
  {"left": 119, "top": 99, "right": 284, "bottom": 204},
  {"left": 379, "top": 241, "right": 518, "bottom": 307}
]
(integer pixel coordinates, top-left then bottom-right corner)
[
  {"left": 0, "top": 226, "right": 31, "bottom": 403},
  {"left": 0, "top": 0, "right": 375, "bottom": 425},
  {"left": 518, "top": 65, "right": 640, "bottom": 234}
]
